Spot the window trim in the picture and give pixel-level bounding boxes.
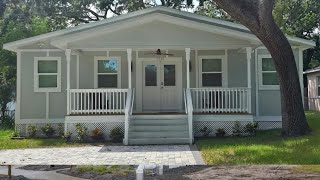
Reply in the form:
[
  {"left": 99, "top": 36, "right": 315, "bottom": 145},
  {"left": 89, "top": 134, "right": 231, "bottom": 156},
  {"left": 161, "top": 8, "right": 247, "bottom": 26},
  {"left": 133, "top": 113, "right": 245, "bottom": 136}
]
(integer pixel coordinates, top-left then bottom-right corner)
[
  {"left": 258, "top": 54, "right": 279, "bottom": 90},
  {"left": 199, "top": 55, "right": 227, "bottom": 87},
  {"left": 34, "top": 57, "right": 61, "bottom": 92},
  {"left": 94, "top": 56, "right": 121, "bottom": 89}
]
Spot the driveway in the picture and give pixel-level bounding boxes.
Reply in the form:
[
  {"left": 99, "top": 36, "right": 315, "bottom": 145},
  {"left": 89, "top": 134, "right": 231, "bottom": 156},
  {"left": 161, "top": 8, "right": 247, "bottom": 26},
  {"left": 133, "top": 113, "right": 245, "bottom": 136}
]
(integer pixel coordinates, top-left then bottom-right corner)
[{"left": 0, "top": 145, "right": 204, "bottom": 166}]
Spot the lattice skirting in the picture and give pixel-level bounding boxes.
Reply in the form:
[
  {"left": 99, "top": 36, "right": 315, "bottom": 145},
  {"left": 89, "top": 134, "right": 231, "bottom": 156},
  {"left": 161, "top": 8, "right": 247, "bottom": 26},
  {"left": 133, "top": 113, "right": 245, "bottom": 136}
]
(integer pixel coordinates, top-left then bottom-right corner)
[
  {"left": 194, "top": 121, "right": 282, "bottom": 137},
  {"left": 66, "top": 122, "right": 124, "bottom": 141},
  {"left": 15, "top": 123, "right": 64, "bottom": 138}
]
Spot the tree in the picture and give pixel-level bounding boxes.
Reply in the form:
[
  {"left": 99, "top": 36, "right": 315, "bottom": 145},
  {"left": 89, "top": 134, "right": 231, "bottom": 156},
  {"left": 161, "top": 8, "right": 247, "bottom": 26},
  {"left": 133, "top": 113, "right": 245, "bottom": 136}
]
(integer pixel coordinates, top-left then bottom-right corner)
[{"left": 212, "top": 0, "right": 310, "bottom": 136}]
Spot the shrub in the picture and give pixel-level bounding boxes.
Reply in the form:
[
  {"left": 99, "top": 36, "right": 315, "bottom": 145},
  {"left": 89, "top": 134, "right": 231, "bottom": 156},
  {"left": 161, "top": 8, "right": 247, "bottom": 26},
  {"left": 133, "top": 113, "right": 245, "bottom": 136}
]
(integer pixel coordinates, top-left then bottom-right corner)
[
  {"left": 110, "top": 127, "right": 123, "bottom": 143},
  {"left": 232, "top": 121, "right": 242, "bottom": 137},
  {"left": 200, "top": 126, "right": 212, "bottom": 137},
  {"left": 215, "top": 128, "right": 226, "bottom": 137},
  {"left": 41, "top": 124, "right": 55, "bottom": 138},
  {"left": 27, "top": 125, "right": 37, "bottom": 138},
  {"left": 11, "top": 130, "right": 20, "bottom": 138},
  {"left": 245, "top": 122, "right": 259, "bottom": 136},
  {"left": 62, "top": 131, "right": 72, "bottom": 142},
  {"left": 91, "top": 128, "right": 104, "bottom": 141},
  {"left": 75, "top": 123, "right": 87, "bottom": 142},
  {"left": 58, "top": 124, "right": 64, "bottom": 137}
]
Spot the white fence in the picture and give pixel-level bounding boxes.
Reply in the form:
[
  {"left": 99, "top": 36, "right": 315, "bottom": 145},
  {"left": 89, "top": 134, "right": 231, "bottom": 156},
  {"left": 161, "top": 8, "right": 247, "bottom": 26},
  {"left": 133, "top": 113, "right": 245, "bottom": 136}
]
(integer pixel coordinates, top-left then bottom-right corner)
[{"left": 190, "top": 88, "right": 251, "bottom": 113}]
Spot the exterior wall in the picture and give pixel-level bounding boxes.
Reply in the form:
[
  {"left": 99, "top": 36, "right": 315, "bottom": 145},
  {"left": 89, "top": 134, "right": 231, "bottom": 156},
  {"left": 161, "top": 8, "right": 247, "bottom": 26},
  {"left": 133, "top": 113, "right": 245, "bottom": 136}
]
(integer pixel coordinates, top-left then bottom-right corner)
[{"left": 307, "top": 72, "right": 320, "bottom": 111}]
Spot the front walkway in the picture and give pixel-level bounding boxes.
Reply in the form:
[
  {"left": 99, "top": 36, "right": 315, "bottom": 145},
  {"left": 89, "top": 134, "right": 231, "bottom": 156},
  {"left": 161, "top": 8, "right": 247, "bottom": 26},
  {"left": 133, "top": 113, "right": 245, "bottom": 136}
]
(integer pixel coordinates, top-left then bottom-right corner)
[{"left": 0, "top": 145, "right": 204, "bottom": 166}]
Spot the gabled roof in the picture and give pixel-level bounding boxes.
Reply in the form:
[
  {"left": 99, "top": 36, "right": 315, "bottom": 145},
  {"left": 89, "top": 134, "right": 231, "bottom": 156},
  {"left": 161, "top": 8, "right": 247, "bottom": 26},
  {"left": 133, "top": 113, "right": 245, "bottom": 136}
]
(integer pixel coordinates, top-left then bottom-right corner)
[
  {"left": 304, "top": 67, "right": 320, "bottom": 75},
  {"left": 3, "top": 6, "right": 316, "bottom": 52}
]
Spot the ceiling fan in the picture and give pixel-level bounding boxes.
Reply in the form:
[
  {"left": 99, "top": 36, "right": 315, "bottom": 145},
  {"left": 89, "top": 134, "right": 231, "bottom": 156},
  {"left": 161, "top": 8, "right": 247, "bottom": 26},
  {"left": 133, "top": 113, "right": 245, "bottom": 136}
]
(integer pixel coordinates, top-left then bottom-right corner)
[{"left": 145, "top": 49, "right": 174, "bottom": 56}]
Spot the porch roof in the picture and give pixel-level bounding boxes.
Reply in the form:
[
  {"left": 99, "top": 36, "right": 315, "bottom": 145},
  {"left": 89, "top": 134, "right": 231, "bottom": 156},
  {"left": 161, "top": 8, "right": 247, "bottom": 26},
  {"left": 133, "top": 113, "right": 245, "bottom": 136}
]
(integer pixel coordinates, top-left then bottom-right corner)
[{"left": 3, "top": 6, "right": 316, "bottom": 52}]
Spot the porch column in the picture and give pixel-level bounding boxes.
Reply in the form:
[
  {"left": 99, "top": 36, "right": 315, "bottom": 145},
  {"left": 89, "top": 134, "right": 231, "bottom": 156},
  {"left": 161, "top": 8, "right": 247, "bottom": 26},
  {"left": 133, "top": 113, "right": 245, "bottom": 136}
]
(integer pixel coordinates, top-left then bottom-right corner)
[
  {"left": 127, "top": 48, "right": 132, "bottom": 89},
  {"left": 185, "top": 48, "right": 191, "bottom": 89},
  {"left": 65, "top": 49, "right": 71, "bottom": 115},
  {"left": 246, "top": 47, "right": 252, "bottom": 114}
]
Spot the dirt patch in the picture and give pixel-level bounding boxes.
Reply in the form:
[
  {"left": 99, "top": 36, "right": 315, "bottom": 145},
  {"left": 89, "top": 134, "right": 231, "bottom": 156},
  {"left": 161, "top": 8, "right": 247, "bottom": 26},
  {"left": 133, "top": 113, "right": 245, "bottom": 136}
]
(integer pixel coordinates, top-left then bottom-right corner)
[
  {"left": 18, "top": 165, "right": 70, "bottom": 171},
  {"left": 0, "top": 174, "right": 30, "bottom": 180}
]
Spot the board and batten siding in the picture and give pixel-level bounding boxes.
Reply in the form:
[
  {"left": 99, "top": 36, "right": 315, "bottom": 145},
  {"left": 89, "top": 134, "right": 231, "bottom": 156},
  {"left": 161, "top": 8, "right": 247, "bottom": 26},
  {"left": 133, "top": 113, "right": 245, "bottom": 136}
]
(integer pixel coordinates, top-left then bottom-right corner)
[{"left": 307, "top": 72, "right": 320, "bottom": 111}]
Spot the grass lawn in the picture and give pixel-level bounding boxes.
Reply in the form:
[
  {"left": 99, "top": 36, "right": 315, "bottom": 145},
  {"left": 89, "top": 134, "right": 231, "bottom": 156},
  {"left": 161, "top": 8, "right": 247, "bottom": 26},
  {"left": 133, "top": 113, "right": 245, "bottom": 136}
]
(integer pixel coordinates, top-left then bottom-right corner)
[
  {"left": 0, "top": 129, "right": 101, "bottom": 149},
  {"left": 196, "top": 111, "right": 320, "bottom": 165}
]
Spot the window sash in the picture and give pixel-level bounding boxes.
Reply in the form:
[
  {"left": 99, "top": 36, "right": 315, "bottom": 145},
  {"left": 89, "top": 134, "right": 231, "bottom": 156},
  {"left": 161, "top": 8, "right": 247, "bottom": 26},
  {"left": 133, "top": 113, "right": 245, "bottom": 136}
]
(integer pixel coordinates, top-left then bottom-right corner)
[
  {"left": 95, "top": 57, "right": 120, "bottom": 88},
  {"left": 201, "top": 58, "right": 223, "bottom": 87}
]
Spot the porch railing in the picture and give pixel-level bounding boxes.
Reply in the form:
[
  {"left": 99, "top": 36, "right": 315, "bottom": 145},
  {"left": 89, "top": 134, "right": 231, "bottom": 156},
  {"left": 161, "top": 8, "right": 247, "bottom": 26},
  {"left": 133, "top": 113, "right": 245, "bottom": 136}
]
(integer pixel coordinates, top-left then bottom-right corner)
[
  {"left": 184, "top": 89, "right": 194, "bottom": 144},
  {"left": 124, "top": 88, "right": 135, "bottom": 145},
  {"left": 69, "top": 89, "right": 129, "bottom": 115},
  {"left": 190, "top": 88, "right": 251, "bottom": 113}
]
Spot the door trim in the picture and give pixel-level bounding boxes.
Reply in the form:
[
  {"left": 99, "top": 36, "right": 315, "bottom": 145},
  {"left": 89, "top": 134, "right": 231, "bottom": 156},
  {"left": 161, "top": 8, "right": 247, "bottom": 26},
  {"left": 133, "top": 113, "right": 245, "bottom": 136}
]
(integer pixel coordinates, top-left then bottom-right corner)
[{"left": 136, "top": 57, "right": 182, "bottom": 112}]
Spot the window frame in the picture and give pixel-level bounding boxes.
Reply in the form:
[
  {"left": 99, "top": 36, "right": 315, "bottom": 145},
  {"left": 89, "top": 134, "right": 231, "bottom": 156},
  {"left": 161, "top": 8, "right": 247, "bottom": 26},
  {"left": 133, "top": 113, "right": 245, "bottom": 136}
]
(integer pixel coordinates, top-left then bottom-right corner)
[
  {"left": 34, "top": 57, "right": 61, "bottom": 92},
  {"left": 258, "top": 54, "right": 280, "bottom": 90},
  {"left": 317, "top": 76, "right": 320, "bottom": 97},
  {"left": 94, "top": 56, "right": 121, "bottom": 89},
  {"left": 199, "top": 55, "right": 227, "bottom": 88}
]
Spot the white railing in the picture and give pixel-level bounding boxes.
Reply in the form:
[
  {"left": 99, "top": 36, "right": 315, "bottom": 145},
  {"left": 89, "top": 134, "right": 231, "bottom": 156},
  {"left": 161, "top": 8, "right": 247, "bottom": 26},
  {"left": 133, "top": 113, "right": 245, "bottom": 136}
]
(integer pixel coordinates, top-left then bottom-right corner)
[
  {"left": 69, "top": 89, "right": 129, "bottom": 115},
  {"left": 185, "top": 89, "right": 194, "bottom": 144},
  {"left": 124, "top": 88, "right": 135, "bottom": 145},
  {"left": 190, "top": 88, "right": 251, "bottom": 113}
]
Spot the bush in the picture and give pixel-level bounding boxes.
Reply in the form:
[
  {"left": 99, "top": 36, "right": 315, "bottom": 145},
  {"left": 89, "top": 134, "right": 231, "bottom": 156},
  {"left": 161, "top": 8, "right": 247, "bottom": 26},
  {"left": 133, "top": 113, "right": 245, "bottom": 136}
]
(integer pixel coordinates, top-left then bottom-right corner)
[
  {"left": 200, "top": 126, "right": 212, "bottom": 137},
  {"left": 62, "top": 131, "right": 72, "bottom": 142},
  {"left": 245, "top": 122, "right": 259, "bottom": 136},
  {"left": 91, "top": 128, "right": 104, "bottom": 141},
  {"left": 41, "top": 124, "right": 55, "bottom": 138},
  {"left": 232, "top": 121, "right": 242, "bottom": 137},
  {"left": 110, "top": 127, "right": 123, "bottom": 143},
  {"left": 215, "top": 128, "right": 226, "bottom": 137},
  {"left": 75, "top": 123, "right": 87, "bottom": 142},
  {"left": 27, "top": 125, "right": 37, "bottom": 138},
  {"left": 11, "top": 130, "right": 20, "bottom": 138},
  {"left": 58, "top": 124, "right": 64, "bottom": 137}
]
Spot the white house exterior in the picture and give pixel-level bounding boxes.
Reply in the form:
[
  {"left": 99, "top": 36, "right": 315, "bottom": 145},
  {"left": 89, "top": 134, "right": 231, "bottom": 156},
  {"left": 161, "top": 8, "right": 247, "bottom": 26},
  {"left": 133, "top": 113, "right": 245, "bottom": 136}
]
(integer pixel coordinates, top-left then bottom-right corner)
[{"left": 3, "top": 7, "right": 315, "bottom": 145}]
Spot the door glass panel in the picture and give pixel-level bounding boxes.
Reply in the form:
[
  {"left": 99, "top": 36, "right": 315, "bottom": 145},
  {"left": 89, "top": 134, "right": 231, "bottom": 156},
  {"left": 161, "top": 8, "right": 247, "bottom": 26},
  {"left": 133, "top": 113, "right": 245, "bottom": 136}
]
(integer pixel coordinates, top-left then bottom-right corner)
[
  {"left": 164, "top": 65, "right": 176, "bottom": 86},
  {"left": 145, "top": 65, "right": 157, "bottom": 86}
]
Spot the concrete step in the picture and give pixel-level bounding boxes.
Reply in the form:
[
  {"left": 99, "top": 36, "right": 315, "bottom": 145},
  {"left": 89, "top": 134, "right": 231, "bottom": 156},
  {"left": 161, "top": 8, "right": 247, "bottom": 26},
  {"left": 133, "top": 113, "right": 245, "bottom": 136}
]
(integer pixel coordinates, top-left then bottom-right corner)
[
  {"left": 129, "top": 131, "right": 189, "bottom": 138},
  {"left": 132, "top": 114, "right": 187, "bottom": 120},
  {"left": 128, "top": 138, "right": 190, "bottom": 145},
  {"left": 129, "top": 124, "right": 188, "bottom": 131},
  {"left": 131, "top": 119, "right": 187, "bottom": 125}
]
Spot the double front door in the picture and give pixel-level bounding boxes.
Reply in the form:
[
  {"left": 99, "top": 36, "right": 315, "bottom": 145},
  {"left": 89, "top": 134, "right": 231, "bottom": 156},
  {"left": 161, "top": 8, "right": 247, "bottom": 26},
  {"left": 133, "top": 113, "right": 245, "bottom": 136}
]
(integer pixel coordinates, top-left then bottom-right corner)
[{"left": 142, "top": 58, "right": 182, "bottom": 112}]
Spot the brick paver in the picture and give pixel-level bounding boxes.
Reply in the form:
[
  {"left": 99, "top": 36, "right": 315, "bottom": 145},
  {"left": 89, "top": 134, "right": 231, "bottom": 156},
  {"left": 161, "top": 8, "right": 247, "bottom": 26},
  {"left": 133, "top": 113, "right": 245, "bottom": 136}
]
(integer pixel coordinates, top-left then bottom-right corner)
[{"left": 0, "top": 145, "right": 201, "bottom": 166}]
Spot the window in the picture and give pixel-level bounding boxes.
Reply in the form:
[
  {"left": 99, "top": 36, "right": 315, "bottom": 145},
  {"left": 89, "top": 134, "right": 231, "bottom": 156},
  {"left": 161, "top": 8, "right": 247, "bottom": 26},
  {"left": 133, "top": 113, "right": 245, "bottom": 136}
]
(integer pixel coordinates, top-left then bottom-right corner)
[
  {"left": 318, "top": 76, "right": 320, "bottom": 96},
  {"left": 259, "top": 55, "right": 279, "bottom": 89},
  {"left": 94, "top": 56, "right": 121, "bottom": 88},
  {"left": 34, "top": 57, "right": 61, "bottom": 92},
  {"left": 200, "top": 57, "right": 224, "bottom": 87}
]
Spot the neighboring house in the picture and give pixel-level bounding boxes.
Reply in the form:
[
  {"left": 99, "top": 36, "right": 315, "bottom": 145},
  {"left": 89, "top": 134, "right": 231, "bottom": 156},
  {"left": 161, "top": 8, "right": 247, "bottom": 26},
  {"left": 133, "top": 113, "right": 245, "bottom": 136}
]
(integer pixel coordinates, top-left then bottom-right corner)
[
  {"left": 304, "top": 67, "right": 320, "bottom": 111},
  {"left": 3, "top": 7, "right": 315, "bottom": 145}
]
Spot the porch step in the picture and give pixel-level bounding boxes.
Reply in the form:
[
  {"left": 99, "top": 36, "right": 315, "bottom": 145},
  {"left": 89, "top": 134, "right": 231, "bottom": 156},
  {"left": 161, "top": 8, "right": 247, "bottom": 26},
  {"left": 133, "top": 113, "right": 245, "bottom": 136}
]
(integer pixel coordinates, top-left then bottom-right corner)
[
  {"left": 128, "top": 115, "right": 189, "bottom": 145},
  {"left": 128, "top": 138, "right": 190, "bottom": 145}
]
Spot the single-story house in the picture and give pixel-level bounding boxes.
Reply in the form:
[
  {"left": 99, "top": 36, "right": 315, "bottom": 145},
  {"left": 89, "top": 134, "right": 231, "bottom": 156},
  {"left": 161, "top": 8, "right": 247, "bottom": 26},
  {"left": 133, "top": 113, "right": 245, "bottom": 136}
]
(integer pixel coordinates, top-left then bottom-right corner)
[
  {"left": 3, "top": 6, "right": 315, "bottom": 145},
  {"left": 304, "top": 67, "right": 320, "bottom": 111}
]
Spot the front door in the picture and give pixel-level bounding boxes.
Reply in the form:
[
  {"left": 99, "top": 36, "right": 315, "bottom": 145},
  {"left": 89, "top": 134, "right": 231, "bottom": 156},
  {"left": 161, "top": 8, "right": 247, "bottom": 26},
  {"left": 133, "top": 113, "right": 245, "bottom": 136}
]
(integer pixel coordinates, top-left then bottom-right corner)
[{"left": 142, "top": 58, "right": 182, "bottom": 112}]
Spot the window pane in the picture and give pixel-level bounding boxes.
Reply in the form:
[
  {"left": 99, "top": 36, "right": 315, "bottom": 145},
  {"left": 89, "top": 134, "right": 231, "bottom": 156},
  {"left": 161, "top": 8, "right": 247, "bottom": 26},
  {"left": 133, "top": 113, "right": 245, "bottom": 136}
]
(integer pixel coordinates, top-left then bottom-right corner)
[
  {"left": 98, "top": 75, "right": 117, "bottom": 88},
  {"left": 38, "top": 60, "right": 57, "bottom": 73},
  {"left": 98, "top": 59, "right": 118, "bottom": 73},
  {"left": 318, "top": 76, "right": 320, "bottom": 86},
  {"left": 145, "top": 65, "right": 157, "bottom": 86},
  {"left": 39, "top": 75, "right": 57, "bottom": 88},
  {"left": 262, "top": 73, "right": 279, "bottom": 85},
  {"left": 202, "top": 73, "right": 222, "bottom": 86},
  {"left": 262, "top": 58, "right": 276, "bottom": 71},
  {"left": 164, "top": 65, "right": 175, "bottom": 86},
  {"left": 202, "top": 59, "right": 222, "bottom": 72},
  {"left": 318, "top": 87, "right": 320, "bottom": 96}
]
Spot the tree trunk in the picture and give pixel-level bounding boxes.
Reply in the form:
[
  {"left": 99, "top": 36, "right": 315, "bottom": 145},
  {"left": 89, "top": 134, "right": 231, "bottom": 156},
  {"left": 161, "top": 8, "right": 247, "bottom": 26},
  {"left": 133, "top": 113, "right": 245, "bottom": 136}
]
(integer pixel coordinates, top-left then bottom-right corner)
[{"left": 214, "top": 0, "right": 310, "bottom": 136}]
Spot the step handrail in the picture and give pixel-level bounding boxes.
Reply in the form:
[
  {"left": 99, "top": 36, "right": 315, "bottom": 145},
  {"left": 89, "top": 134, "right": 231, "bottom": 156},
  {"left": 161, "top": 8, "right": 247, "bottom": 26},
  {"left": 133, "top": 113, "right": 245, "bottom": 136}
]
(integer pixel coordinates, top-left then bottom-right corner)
[
  {"left": 124, "top": 88, "right": 134, "bottom": 145},
  {"left": 185, "top": 88, "right": 193, "bottom": 144}
]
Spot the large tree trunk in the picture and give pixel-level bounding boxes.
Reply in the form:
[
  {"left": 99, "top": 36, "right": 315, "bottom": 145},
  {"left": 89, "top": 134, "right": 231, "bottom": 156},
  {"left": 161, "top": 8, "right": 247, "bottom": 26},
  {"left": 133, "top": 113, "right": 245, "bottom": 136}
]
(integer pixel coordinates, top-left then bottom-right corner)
[{"left": 214, "top": 0, "right": 310, "bottom": 136}]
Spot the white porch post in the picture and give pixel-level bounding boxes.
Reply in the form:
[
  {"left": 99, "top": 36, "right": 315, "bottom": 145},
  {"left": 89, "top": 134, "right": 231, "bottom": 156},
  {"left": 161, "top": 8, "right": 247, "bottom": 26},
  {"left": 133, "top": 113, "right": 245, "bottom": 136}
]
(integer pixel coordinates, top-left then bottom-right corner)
[
  {"left": 185, "top": 48, "right": 191, "bottom": 88},
  {"left": 127, "top": 48, "right": 132, "bottom": 89},
  {"left": 65, "top": 49, "right": 71, "bottom": 115},
  {"left": 246, "top": 47, "right": 252, "bottom": 114}
]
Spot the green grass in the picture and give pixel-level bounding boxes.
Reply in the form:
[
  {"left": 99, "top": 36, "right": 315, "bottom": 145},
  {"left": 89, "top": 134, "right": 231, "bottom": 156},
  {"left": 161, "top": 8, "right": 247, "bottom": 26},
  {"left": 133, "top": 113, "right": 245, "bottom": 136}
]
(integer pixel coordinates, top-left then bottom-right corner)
[
  {"left": 0, "top": 129, "right": 90, "bottom": 149},
  {"left": 196, "top": 111, "right": 320, "bottom": 165},
  {"left": 76, "top": 165, "right": 134, "bottom": 175},
  {"left": 294, "top": 165, "right": 320, "bottom": 173}
]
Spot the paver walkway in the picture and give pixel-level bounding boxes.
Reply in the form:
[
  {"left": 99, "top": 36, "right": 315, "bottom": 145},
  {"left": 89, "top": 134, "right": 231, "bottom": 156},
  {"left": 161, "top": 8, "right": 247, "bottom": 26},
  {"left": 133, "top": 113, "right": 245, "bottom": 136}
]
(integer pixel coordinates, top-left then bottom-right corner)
[{"left": 0, "top": 145, "right": 204, "bottom": 166}]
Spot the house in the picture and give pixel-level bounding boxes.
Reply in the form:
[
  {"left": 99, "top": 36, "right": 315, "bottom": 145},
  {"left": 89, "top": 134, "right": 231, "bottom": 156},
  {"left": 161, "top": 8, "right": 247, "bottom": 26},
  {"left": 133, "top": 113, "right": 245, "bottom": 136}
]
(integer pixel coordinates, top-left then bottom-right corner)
[
  {"left": 304, "top": 67, "right": 320, "bottom": 111},
  {"left": 3, "top": 6, "right": 315, "bottom": 145}
]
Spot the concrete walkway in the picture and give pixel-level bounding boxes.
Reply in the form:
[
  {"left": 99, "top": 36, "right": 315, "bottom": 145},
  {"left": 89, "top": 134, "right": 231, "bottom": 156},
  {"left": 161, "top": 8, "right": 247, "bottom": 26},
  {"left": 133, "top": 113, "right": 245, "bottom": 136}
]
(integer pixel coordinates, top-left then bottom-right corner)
[
  {"left": 0, "top": 166, "right": 86, "bottom": 180},
  {"left": 0, "top": 145, "right": 204, "bottom": 166}
]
